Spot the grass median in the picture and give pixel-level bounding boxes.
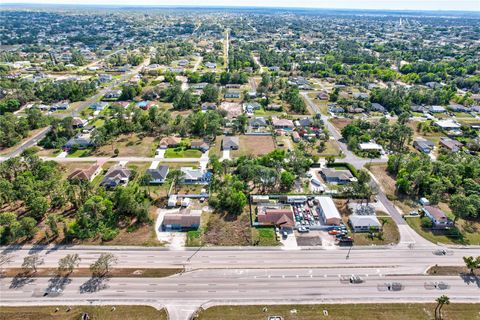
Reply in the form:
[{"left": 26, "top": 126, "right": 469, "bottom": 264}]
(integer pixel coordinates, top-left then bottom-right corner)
[
  {"left": 193, "top": 303, "right": 480, "bottom": 320},
  {"left": 2, "top": 267, "right": 182, "bottom": 278},
  {"left": 0, "top": 305, "right": 168, "bottom": 320}
]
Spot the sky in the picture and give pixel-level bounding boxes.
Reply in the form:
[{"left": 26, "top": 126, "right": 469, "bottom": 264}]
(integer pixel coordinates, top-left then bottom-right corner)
[{"left": 3, "top": 0, "right": 480, "bottom": 12}]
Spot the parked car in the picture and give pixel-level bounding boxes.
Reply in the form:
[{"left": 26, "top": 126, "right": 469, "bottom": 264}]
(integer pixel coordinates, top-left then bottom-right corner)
[{"left": 298, "top": 226, "right": 309, "bottom": 233}]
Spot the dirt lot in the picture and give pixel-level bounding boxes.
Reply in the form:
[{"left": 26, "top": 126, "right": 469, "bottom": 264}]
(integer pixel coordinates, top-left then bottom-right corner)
[
  {"left": 295, "top": 232, "right": 322, "bottom": 246},
  {"left": 203, "top": 211, "right": 253, "bottom": 246},
  {"left": 330, "top": 118, "right": 353, "bottom": 131},
  {"left": 231, "top": 135, "right": 276, "bottom": 157},
  {"left": 93, "top": 134, "right": 157, "bottom": 157}
]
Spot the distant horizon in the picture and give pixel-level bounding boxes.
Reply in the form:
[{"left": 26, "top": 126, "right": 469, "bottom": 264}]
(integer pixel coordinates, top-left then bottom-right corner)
[{"left": 1, "top": 1, "right": 480, "bottom": 13}]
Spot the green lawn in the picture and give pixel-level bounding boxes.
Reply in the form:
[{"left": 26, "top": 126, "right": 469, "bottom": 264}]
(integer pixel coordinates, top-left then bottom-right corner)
[
  {"left": 0, "top": 306, "right": 168, "bottom": 320},
  {"left": 66, "top": 149, "right": 92, "bottom": 158},
  {"left": 164, "top": 148, "right": 202, "bottom": 158},
  {"left": 406, "top": 216, "right": 480, "bottom": 245},
  {"left": 194, "top": 303, "right": 479, "bottom": 320},
  {"left": 251, "top": 227, "right": 279, "bottom": 246},
  {"left": 254, "top": 107, "right": 284, "bottom": 116},
  {"left": 186, "top": 230, "right": 203, "bottom": 247}
]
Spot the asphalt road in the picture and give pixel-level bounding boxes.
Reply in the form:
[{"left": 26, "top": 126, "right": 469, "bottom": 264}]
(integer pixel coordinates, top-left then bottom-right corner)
[
  {"left": 1, "top": 269, "right": 479, "bottom": 320},
  {"left": 3, "top": 245, "right": 480, "bottom": 272}
]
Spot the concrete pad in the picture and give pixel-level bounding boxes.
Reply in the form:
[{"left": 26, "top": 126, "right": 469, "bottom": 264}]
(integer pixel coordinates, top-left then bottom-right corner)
[{"left": 279, "top": 232, "right": 299, "bottom": 250}]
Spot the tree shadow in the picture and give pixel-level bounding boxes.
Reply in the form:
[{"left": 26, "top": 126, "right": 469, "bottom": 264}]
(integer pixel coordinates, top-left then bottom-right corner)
[
  {"left": 28, "top": 243, "right": 45, "bottom": 255},
  {"left": 45, "top": 275, "right": 72, "bottom": 296},
  {"left": 460, "top": 273, "right": 480, "bottom": 288},
  {"left": 9, "top": 271, "right": 35, "bottom": 289},
  {"left": 79, "top": 276, "right": 110, "bottom": 294}
]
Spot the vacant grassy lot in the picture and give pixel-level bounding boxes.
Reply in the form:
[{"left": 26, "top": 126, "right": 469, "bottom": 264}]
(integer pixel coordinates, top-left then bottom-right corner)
[
  {"left": 93, "top": 134, "right": 157, "bottom": 157},
  {"left": 330, "top": 118, "right": 352, "bottom": 132},
  {"left": 231, "top": 135, "right": 276, "bottom": 157},
  {"left": 307, "top": 93, "right": 329, "bottom": 115},
  {"left": 194, "top": 303, "right": 480, "bottom": 320},
  {"left": 164, "top": 148, "right": 202, "bottom": 158},
  {"left": 315, "top": 139, "right": 341, "bottom": 157},
  {"left": 0, "top": 306, "right": 168, "bottom": 320},
  {"left": 203, "top": 210, "right": 253, "bottom": 246}
]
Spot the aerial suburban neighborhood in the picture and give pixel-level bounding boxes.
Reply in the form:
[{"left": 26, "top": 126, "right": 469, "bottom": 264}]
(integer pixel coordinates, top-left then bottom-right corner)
[{"left": 0, "top": 2, "right": 479, "bottom": 320}]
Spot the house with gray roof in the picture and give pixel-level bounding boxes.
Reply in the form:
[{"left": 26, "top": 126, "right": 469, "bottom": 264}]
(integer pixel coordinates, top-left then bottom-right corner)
[
  {"left": 146, "top": 166, "right": 169, "bottom": 184},
  {"left": 222, "top": 136, "right": 240, "bottom": 150}
]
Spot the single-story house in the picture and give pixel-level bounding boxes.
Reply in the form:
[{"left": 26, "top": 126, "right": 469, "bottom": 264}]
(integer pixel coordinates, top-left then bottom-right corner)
[
  {"left": 201, "top": 102, "right": 217, "bottom": 111},
  {"left": 435, "top": 119, "right": 461, "bottom": 131},
  {"left": 266, "top": 104, "right": 282, "bottom": 111},
  {"left": 222, "top": 136, "right": 240, "bottom": 150},
  {"left": 272, "top": 117, "right": 294, "bottom": 130},
  {"left": 63, "top": 135, "right": 93, "bottom": 151},
  {"left": 98, "top": 74, "right": 113, "bottom": 82},
  {"left": 439, "top": 137, "right": 462, "bottom": 152},
  {"left": 205, "top": 62, "right": 217, "bottom": 69},
  {"left": 411, "top": 105, "right": 426, "bottom": 113},
  {"left": 353, "top": 92, "right": 369, "bottom": 100},
  {"left": 268, "top": 66, "right": 280, "bottom": 72},
  {"left": 103, "top": 90, "right": 122, "bottom": 100},
  {"left": 224, "top": 90, "right": 241, "bottom": 99},
  {"left": 429, "top": 105, "right": 446, "bottom": 113},
  {"left": 180, "top": 167, "right": 212, "bottom": 184},
  {"left": 349, "top": 215, "right": 382, "bottom": 233},
  {"left": 249, "top": 117, "right": 268, "bottom": 129},
  {"left": 243, "top": 102, "right": 261, "bottom": 114},
  {"left": 136, "top": 101, "right": 157, "bottom": 110},
  {"left": 320, "top": 168, "right": 355, "bottom": 185},
  {"left": 159, "top": 136, "right": 182, "bottom": 149},
  {"left": 190, "top": 82, "right": 208, "bottom": 90},
  {"left": 190, "top": 140, "right": 210, "bottom": 152},
  {"left": 422, "top": 206, "right": 453, "bottom": 229},
  {"left": 168, "top": 67, "right": 184, "bottom": 73},
  {"left": 449, "top": 104, "right": 470, "bottom": 113},
  {"left": 413, "top": 140, "right": 435, "bottom": 154},
  {"left": 371, "top": 103, "right": 386, "bottom": 113},
  {"left": 316, "top": 92, "right": 329, "bottom": 100},
  {"left": 295, "top": 117, "right": 313, "bottom": 128},
  {"left": 72, "top": 117, "right": 88, "bottom": 128},
  {"left": 359, "top": 142, "right": 383, "bottom": 152},
  {"left": 177, "top": 59, "right": 189, "bottom": 67},
  {"left": 315, "top": 196, "right": 341, "bottom": 225},
  {"left": 257, "top": 207, "right": 295, "bottom": 230},
  {"left": 329, "top": 106, "right": 345, "bottom": 113},
  {"left": 146, "top": 166, "right": 169, "bottom": 184},
  {"left": 100, "top": 165, "right": 132, "bottom": 188},
  {"left": 161, "top": 209, "right": 202, "bottom": 231},
  {"left": 68, "top": 163, "right": 102, "bottom": 182},
  {"left": 91, "top": 101, "right": 109, "bottom": 111}
]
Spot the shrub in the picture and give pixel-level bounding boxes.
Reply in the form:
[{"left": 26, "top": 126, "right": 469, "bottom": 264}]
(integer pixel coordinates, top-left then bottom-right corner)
[{"left": 421, "top": 217, "right": 433, "bottom": 229}]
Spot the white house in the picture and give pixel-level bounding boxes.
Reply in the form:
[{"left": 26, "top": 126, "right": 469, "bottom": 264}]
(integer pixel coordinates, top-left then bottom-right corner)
[{"left": 349, "top": 215, "right": 381, "bottom": 233}]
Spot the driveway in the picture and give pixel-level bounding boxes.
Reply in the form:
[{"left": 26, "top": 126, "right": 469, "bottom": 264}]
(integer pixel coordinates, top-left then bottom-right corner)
[
  {"left": 279, "top": 232, "right": 299, "bottom": 250},
  {"left": 221, "top": 149, "right": 230, "bottom": 161}
]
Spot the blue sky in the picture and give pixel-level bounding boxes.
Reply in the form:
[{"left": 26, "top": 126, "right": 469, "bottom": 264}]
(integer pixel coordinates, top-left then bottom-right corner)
[{"left": 3, "top": 0, "right": 480, "bottom": 11}]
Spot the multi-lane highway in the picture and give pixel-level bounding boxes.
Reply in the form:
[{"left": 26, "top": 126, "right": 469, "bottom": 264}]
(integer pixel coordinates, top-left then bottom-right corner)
[{"left": 1, "top": 253, "right": 480, "bottom": 320}]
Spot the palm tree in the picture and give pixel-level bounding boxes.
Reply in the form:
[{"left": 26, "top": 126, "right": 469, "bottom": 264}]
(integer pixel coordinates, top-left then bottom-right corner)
[
  {"left": 167, "top": 169, "right": 185, "bottom": 194},
  {"left": 435, "top": 295, "right": 450, "bottom": 320},
  {"left": 463, "top": 256, "right": 480, "bottom": 274}
]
